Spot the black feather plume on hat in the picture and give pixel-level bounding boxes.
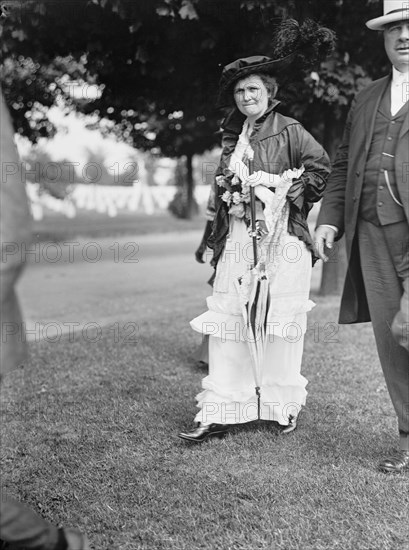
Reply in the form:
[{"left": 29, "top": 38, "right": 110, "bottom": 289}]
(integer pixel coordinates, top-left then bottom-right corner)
[
  {"left": 216, "top": 19, "right": 336, "bottom": 109},
  {"left": 272, "top": 19, "right": 336, "bottom": 68}
]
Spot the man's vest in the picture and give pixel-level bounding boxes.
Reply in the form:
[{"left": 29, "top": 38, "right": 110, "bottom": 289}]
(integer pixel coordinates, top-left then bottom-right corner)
[{"left": 359, "top": 84, "right": 407, "bottom": 225}]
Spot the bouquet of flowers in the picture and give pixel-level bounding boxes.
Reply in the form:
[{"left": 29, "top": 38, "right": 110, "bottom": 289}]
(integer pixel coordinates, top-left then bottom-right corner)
[{"left": 215, "top": 169, "right": 250, "bottom": 219}]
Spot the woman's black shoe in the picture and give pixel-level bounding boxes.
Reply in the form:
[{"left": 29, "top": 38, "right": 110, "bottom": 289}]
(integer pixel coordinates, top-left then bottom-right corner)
[{"left": 178, "top": 423, "right": 229, "bottom": 442}]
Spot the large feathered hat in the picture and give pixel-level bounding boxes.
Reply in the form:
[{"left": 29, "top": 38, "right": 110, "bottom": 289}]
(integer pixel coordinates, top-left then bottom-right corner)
[{"left": 217, "top": 19, "right": 336, "bottom": 108}]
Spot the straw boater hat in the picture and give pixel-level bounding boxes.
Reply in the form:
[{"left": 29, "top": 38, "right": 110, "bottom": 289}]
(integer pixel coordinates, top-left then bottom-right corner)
[{"left": 366, "top": 0, "right": 409, "bottom": 30}]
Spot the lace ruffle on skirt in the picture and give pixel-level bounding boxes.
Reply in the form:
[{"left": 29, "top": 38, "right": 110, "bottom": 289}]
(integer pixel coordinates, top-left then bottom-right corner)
[
  {"left": 190, "top": 217, "right": 314, "bottom": 340},
  {"left": 193, "top": 334, "right": 308, "bottom": 426}
]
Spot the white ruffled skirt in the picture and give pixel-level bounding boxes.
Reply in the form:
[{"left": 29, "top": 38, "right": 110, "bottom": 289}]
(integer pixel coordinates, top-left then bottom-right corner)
[{"left": 190, "top": 217, "right": 313, "bottom": 426}]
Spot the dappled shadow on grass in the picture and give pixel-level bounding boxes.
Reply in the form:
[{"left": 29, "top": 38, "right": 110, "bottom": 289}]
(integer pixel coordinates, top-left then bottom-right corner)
[{"left": 1, "top": 297, "right": 409, "bottom": 550}]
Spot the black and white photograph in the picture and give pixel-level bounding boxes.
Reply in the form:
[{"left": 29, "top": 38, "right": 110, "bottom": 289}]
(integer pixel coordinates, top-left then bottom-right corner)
[{"left": 1, "top": 0, "right": 408, "bottom": 548}]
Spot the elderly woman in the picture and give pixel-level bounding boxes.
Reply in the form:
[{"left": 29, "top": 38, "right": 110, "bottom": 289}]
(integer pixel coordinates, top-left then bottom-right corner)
[{"left": 179, "top": 25, "right": 333, "bottom": 443}]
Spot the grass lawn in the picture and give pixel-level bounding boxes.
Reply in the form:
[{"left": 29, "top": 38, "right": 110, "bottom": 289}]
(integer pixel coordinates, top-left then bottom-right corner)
[
  {"left": 31, "top": 210, "right": 206, "bottom": 243},
  {"left": 1, "top": 287, "right": 408, "bottom": 549}
]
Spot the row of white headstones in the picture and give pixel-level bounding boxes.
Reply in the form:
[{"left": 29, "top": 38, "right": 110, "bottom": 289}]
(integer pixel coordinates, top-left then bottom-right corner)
[{"left": 26, "top": 182, "right": 210, "bottom": 220}]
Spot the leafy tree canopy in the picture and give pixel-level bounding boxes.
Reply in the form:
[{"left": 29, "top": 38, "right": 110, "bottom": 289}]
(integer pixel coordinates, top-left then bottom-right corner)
[{"left": 1, "top": 0, "right": 388, "bottom": 156}]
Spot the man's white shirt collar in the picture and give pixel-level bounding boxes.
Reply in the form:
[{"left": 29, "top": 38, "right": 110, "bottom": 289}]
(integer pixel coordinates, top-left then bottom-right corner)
[
  {"left": 392, "top": 66, "right": 409, "bottom": 84},
  {"left": 390, "top": 66, "right": 409, "bottom": 115}
]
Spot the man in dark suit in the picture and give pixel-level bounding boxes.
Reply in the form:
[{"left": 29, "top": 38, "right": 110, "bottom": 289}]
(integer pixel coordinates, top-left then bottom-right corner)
[{"left": 315, "top": 0, "right": 409, "bottom": 473}]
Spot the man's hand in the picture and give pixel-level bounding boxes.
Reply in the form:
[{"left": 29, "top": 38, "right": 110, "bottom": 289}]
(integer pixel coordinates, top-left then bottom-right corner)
[{"left": 315, "top": 225, "right": 337, "bottom": 262}]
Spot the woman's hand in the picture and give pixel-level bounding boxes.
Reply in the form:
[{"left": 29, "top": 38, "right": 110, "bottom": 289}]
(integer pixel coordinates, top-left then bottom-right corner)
[
  {"left": 246, "top": 170, "right": 281, "bottom": 188},
  {"left": 281, "top": 165, "right": 305, "bottom": 182}
]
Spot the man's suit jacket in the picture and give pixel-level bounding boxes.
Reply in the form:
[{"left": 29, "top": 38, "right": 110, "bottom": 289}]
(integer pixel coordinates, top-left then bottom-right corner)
[{"left": 317, "top": 75, "right": 409, "bottom": 324}]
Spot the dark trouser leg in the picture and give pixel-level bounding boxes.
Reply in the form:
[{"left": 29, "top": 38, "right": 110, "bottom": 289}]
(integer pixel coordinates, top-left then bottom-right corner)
[{"left": 358, "top": 219, "right": 409, "bottom": 450}]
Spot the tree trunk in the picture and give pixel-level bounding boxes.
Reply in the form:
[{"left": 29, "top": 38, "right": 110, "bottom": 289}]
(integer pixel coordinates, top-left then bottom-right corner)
[
  {"left": 319, "top": 108, "right": 348, "bottom": 296},
  {"left": 168, "top": 155, "right": 197, "bottom": 219},
  {"left": 185, "top": 152, "right": 194, "bottom": 220}
]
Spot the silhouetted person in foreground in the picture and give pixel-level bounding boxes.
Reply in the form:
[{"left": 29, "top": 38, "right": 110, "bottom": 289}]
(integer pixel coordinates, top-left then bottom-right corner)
[{"left": 0, "top": 89, "right": 90, "bottom": 549}]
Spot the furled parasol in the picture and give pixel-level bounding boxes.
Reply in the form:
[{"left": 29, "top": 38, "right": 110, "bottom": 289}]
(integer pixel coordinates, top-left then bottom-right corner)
[{"left": 235, "top": 151, "right": 304, "bottom": 419}]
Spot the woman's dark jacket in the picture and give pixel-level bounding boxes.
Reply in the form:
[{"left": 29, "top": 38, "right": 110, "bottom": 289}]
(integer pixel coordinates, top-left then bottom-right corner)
[{"left": 206, "top": 102, "right": 331, "bottom": 267}]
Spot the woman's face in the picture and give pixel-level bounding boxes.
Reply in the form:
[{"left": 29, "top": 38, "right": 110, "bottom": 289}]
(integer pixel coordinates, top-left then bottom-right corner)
[{"left": 233, "top": 75, "right": 270, "bottom": 120}]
